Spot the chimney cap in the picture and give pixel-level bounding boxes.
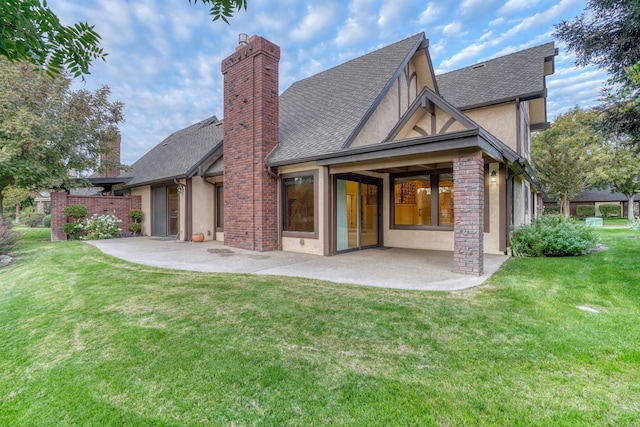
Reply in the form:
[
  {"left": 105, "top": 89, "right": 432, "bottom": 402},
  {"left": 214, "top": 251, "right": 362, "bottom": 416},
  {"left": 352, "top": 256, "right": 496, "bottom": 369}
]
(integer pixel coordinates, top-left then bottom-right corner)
[{"left": 238, "top": 33, "right": 248, "bottom": 46}]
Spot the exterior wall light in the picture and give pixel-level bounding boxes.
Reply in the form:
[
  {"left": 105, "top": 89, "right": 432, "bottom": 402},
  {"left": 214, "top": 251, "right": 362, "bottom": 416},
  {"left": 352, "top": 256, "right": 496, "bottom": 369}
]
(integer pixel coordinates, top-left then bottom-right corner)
[{"left": 490, "top": 170, "right": 497, "bottom": 183}]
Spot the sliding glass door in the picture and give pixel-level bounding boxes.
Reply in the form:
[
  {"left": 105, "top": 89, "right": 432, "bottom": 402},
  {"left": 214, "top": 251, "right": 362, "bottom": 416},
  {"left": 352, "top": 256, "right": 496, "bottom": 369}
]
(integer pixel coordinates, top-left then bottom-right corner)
[{"left": 336, "top": 177, "right": 380, "bottom": 251}]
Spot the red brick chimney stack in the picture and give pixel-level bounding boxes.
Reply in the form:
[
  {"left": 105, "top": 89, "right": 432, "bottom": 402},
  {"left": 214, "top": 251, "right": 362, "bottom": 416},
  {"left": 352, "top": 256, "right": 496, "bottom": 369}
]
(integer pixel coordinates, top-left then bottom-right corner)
[
  {"left": 101, "top": 133, "right": 121, "bottom": 178},
  {"left": 221, "top": 35, "right": 280, "bottom": 251}
]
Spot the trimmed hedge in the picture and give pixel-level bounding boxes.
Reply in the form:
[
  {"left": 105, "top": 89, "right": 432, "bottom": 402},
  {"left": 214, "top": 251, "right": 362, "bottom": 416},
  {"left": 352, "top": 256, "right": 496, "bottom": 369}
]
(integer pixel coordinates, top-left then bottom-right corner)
[
  {"left": 576, "top": 205, "right": 595, "bottom": 218},
  {"left": 598, "top": 203, "right": 621, "bottom": 217}
]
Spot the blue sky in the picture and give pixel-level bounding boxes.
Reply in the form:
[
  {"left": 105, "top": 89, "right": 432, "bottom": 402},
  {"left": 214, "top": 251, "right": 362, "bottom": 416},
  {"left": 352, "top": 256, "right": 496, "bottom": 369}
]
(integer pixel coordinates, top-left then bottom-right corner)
[{"left": 55, "top": 0, "right": 605, "bottom": 165}]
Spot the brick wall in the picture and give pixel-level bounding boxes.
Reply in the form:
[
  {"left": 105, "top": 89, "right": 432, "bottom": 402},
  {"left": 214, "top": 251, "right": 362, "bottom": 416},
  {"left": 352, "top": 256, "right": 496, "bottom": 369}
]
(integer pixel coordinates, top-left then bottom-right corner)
[
  {"left": 50, "top": 191, "right": 142, "bottom": 241},
  {"left": 453, "top": 151, "right": 484, "bottom": 275},
  {"left": 221, "top": 35, "right": 280, "bottom": 251}
]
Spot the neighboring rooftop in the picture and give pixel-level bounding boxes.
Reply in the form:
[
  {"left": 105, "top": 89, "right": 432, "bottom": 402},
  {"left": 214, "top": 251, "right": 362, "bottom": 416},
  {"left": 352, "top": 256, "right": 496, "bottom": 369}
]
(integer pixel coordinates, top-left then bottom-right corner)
[{"left": 125, "top": 116, "right": 223, "bottom": 186}]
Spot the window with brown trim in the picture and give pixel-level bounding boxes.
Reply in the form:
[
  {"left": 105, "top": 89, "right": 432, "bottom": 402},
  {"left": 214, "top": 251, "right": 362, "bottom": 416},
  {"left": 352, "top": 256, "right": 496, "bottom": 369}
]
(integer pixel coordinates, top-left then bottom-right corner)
[
  {"left": 391, "top": 170, "right": 454, "bottom": 228},
  {"left": 282, "top": 172, "right": 317, "bottom": 235}
]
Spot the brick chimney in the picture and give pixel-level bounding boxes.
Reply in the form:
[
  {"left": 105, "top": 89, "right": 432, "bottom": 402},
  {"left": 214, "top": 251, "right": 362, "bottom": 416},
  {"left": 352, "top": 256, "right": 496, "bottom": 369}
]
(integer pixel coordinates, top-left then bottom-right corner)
[
  {"left": 101, "top": 133, "right": 121, "bottom": 178},
  {"left": 221, "top": 35, "right": 280, "bottom": 251}
]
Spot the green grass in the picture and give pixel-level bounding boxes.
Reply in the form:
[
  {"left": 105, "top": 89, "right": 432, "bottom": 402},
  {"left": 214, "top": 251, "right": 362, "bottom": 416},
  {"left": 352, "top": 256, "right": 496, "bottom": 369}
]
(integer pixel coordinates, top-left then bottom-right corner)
[
  {"left": 1, "top": 228, "right": 639, "bottom": 426},
  {"left": 603, "top": 217, "right": 633, "bottom": 226}
]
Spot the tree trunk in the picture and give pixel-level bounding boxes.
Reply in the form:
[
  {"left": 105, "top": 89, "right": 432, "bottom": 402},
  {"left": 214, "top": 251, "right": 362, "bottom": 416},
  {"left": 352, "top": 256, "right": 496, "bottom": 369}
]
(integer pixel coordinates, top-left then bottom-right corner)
[
  {"left": 0, "top": 187, "right": 4, "bottom": 221},
  {"left": 627, "top": 194, "right": 636, "bottom": 221},
  {"left": 560, "top": 194, "right": 570, "bottom": 218}
]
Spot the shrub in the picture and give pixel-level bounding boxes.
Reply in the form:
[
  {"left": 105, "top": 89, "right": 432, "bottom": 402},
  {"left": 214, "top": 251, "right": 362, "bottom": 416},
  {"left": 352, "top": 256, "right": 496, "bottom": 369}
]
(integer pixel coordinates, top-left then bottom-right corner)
[
  {"left": 82, "top": 214, "right": 122, "bottom": 240},
  {"left": 43, "top": 215, "right": 51, "bottom": 228},
  {"left": 629, "top": 218, "right": 640, "bottom": 231},
  {"left": 62, "top": 222, "right": 84, "bottom": 240},
  {"left": 63, "top": 205, "right": 88, "bottom": 220},
  {"left": 128, "top": 222, "right": 142, "bottom": 234},
  {"left": 63, "top": 204, "right": 88, "bottom": 240},
  {"left": 129, "top": 209, "right": 143, "bottom": 222},
  {"left": 510, "top": 214, "right": 599, "bottom": 257},
  {"left": 598, "top": 203, "right": 621, "bottom": 217},
  {"left": 576, "top": 205, "right": 595, "bottom": 218},
  {"left": 19, "top": 212, "right": 45, "bottom": 227},
  {"left": 0, "top": 221, "right": 19, "bottom": 256},
  {"left": 543, "top": 205, "right": 561, "bottom": 215}
]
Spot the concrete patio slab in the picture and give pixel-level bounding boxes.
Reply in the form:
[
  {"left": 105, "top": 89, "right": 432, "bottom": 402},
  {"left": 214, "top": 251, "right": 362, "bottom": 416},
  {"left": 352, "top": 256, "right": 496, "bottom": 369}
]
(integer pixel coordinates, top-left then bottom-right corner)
[{"left": 86, "top": 238, "right": 510, "bottom": 291}]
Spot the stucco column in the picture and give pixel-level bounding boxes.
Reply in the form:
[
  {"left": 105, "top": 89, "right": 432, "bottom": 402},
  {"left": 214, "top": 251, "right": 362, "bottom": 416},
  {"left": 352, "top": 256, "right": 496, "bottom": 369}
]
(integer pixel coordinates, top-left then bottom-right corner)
[{"left": 453, "top": 150, "right": 484, "bottom": 275}]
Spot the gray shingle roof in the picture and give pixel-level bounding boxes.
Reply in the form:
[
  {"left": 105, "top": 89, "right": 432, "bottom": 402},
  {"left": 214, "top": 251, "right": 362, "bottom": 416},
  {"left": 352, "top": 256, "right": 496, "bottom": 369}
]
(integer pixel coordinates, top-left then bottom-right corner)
[
  {"left": 267, "top": 33, "right": 425, "bottom": 165},
  {"left": 436, "top": 43, "right": 556, "bottom": 110},
  {"left": 544, "top": 189, "right": 640, "bottom": 203},
  {"left": 125, "top": 116, "right": 222, "bottom": 186}
]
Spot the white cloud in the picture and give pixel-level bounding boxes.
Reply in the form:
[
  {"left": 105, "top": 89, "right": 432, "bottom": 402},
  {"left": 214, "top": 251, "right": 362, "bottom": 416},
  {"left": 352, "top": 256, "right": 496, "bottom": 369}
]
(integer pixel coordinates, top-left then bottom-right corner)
[
  {"left": 441, "top": 22, "right": 465, "bottom": 38},
  {"left": 417, "top": 2, "right": 444, "bottom": 25},
  {"left": 458, "top": 0, "right": 497, "bottom": 16},
  {"left": 335, "top": 0, "right": 376, "bottom": 47},
  {"left": 437, "top": 43, "right": 488, "bottom": 72},
  {"left": 498, "top": 0, "right": 541, "bottom": 14},
  {"left": 290, "top": 3, "right": 339, "bottom": 42}
]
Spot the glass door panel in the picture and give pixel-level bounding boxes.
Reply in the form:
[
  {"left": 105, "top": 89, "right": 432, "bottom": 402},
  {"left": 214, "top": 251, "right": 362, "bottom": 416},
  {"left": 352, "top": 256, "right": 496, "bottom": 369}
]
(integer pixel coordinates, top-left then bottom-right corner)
[
  {"left": 168, "top": 186, "right": 179, "bottom": 236},
  {"left": 337, "top": 178, "right": 379, "bottom": 251}
]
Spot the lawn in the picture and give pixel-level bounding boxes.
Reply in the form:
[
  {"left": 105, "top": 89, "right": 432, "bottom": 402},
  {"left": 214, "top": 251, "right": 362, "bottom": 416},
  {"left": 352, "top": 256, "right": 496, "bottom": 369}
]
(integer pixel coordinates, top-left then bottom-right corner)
[{"left": 1, "top": 228, "right": 639, "bottom": 426}]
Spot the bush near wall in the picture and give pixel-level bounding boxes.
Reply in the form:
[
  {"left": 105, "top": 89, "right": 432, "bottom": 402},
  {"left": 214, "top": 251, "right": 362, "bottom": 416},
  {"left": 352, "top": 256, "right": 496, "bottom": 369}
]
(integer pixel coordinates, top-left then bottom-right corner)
[
  {"left": 510, "top": 214, "right": 598, "bottom": 257},
  {"left": 598, "top": 204, "right": 621, "bottom": 218},
  {"left": 576, "top": 205, "right": 595, "bottom": 218}
]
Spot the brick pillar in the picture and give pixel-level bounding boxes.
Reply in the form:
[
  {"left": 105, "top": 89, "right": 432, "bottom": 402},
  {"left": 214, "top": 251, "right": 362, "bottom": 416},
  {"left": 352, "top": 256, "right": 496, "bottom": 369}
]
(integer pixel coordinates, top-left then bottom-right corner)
[
  {"left": 221, "top": 35, "right": 280, "bottom": 251},
  {"left": 50, "top": 191, "right": 68, "bottom": 242},
  {"left": 453, "top": 150, "right": 484, "bottom": 275}
]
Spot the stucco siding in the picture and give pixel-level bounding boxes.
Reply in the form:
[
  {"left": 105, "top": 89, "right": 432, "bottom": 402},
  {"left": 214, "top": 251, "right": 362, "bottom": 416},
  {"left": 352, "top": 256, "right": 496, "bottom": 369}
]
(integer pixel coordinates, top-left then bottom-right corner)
[
  {"left": 131, "top": 185, "right": 151, "bottom": 237},
  {"left": 191, "top": 176, "right": 214, "bottom": 240},
  {"left": 465, "top": 103, "right": 518, "bottom": 152}
]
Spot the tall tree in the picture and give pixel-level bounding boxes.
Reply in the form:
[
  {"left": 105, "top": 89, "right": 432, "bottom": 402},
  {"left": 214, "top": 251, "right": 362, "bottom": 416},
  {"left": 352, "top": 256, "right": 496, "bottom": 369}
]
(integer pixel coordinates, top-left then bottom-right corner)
[
  {"left": 591, "top": 135, "right": 640, "bottom": 220},
  {"left": 532, "top": 107, "right": 601, "bottom": 217},
  {"left": 0, "top": 58, "right": 124, "bottom": 219},
  {"left": 554, "top": 0, "right": 640, "bottom": 147}
]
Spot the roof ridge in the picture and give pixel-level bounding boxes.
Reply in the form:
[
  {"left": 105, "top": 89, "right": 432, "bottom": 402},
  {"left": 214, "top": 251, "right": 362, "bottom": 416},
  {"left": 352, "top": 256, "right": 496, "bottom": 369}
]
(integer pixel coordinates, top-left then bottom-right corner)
[
  {"left": 437, "top": 42, "right": 555, "bottom": 77},
  {"left": 288, "top": 32, "right": 424, "bottom": 88}
]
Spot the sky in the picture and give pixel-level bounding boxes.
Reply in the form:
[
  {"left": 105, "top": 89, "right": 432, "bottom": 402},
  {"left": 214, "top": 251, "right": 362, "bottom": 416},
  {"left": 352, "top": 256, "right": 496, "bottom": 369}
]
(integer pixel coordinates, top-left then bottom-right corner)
[{"left": 54, "top": 0, "right": 606, "bottom": 165}]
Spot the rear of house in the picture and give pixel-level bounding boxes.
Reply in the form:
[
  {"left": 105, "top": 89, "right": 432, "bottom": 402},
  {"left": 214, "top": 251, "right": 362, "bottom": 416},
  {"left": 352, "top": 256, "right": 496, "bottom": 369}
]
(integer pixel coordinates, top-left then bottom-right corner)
[{"left": 122, "top": 32, "right": 557, "bottom": 276}]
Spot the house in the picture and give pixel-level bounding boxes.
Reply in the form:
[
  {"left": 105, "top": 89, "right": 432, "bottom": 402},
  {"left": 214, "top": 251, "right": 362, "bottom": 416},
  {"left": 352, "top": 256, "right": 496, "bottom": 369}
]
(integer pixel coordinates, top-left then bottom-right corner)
[
  {"left": 120, "top": 32, "right": 557, "bottom": 276},
  {"left": 544, "top": 188, "right": 640, "bottom": 217}
]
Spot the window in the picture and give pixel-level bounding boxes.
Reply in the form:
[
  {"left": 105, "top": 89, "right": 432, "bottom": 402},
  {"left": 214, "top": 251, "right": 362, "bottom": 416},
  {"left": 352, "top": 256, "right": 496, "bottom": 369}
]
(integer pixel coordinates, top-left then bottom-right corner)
[
  {"left": 216, "top": 185, "right": 224, "bottom": 229},
  {"left": 392, "top": 171, "right": 454, "bottom": 228},
  {"left": 282, "top": 173, "right": 316, "bottom": 234}
]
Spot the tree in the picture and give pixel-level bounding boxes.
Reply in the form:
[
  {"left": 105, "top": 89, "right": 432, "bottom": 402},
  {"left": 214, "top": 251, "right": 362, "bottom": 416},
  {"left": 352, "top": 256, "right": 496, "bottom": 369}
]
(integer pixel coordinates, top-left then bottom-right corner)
[
  {"left": 554, "top": 0, "right": 640, "bottom": 147},
  {"left": 0, "top": 58, "right": 124, "bottom": 219},
  {"left": 0, "top": 0, "right": 106, "bottom": 79},
  {"left": 590, "top": 135, "right": 640, "bottom": 220},
  {"left": 189, "top": 0, "right": 248, "bottom": 23},
  {"left": 532, "top": 107, "right": 602, "bottom": 217},
  {"left": 1, "top": 1, "right": 247, "bottom": 80}
]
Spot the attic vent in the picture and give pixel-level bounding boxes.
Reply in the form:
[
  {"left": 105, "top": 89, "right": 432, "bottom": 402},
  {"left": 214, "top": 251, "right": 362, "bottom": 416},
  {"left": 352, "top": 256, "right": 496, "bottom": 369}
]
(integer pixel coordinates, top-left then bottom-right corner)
[
  {"left": 472, "top": 64, "right": 486, "bottom": 69},
  {"left": 215, "top": 122, "right": 223, "bottom": 126}
]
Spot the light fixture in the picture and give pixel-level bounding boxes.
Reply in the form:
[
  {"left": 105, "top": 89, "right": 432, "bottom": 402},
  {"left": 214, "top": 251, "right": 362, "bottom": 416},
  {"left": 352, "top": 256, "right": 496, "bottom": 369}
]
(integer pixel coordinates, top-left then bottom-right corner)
[
  {"left": 490, "top": 170, "right": 497, "bottom": 183},
  {"left": 238, "top": 33, "right": 248, "bottom": 46}
]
